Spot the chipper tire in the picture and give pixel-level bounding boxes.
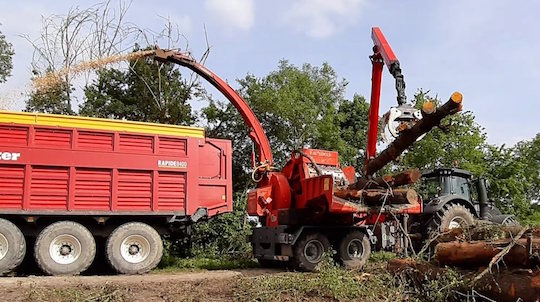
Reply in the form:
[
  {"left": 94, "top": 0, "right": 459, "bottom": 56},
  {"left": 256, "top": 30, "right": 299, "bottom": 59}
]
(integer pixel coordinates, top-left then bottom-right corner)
[
  {"left": 106, "top": 222, "right": 163, "bottom": 274},
  {"left": 35, "top": 221, "right": 95, "bottom": 275},
  {"left": 0, "top": 218, "right": 26, "bottom": 275},
  {"left": 428, "top": 203, "right": 475, "bottom": 236},
  {"left": 337, "top": 231, "right": 371, "bottom": 270},
  {"left": 291, "top": 232, "right": 330, "bottom": 272}
]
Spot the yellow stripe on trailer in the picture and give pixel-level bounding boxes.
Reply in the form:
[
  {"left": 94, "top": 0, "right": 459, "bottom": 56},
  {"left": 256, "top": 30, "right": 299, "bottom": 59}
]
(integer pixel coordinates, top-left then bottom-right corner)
[{"left": 0, "top": 111, "right": 205, "bottom": 138}]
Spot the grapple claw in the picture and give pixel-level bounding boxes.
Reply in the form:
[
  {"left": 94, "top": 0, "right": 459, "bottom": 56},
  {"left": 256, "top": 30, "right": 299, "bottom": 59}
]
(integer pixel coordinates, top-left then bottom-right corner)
[{"left": 382, "top": 103, "right": 422, "bottom": 140}]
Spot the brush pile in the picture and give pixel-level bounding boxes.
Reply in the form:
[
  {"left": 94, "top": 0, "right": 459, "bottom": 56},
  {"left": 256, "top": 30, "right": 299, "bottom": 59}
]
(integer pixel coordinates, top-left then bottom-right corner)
[{"left": 388, "top": 224, "right": 540, "bottom": 301}]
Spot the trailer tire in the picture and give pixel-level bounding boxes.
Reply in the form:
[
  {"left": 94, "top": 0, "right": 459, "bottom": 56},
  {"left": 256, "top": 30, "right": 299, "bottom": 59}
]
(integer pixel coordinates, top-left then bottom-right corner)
[
  {"left": 337, "top": 231, "right": 371, "bottom": 270},
  {"left": 428, "top": 203, "right": 474, "bottom": 236},
  {"left": 0, "top": 218, "right": 26, "bottom": 275},
  {"left": 291, "top": 232, "right": 330, "bottom": 272},
  {"left": 35, "top": 221, "right": 95, "bottom": 275},
  {"left": 106, "top": 222, "right": 163, "bottom": 274}
]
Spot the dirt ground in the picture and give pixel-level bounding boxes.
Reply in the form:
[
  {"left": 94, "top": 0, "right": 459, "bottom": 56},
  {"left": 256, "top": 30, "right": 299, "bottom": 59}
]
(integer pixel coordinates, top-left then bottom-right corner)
[{"left": 0, "top": 269, "right": 284, "bottom": 302}]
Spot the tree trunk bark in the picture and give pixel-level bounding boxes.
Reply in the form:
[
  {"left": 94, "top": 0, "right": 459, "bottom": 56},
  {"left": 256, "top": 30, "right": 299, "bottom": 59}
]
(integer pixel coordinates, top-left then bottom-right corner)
[
  {"left": 434, "top": 239, "right": 540, "bottom": 267},
  {"left": 348, "top": 169, "right": 421, "bottom": 190},
  {"left": 333, "top": 188, "right": 419, "bottom": 205}
]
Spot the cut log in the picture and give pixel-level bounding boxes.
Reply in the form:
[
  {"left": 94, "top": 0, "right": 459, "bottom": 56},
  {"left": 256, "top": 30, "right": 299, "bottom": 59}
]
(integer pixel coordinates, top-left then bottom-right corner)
[
  {"left": 388, "top": 258, "right": 540, "bottom": 302},
  {"left": 436, "top": 225, "right": 540, "bottom": 243},
  {"left": 434, "top": 238, "right": 540, "bottom": 267},
  {"left": 333, "top": 188, "right": 419, "bottom": 205},
  {"left": 348, "top": 169, "right": 421, "bottom": 190},
  {"left": 365, "top": 92, "right": 463, "bottom": 176},
  {"left": 421, "top": 100, "right": 436, "bottom": 115},
  {"left": 476, "top": 269, "right": 540, "bottom": 302}
]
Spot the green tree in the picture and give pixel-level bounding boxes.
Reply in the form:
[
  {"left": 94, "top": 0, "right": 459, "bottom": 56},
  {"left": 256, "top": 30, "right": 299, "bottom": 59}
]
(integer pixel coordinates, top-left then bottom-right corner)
[
  {"left": 236, "top": 60, "right": 348, "bottom": 165},
  {"left": 400, "top": 91, "right": 487, "bottom": 175},
  {"left": 201, "top": 60, "right": 369, "bottom": 190},
  {"left": 483, "top": 144, "right": 532, "bottom": 219},
  {"left": 26, "top": 78, "right": 74, "bottom": 114},
  {"left": 0, "top": 24, "right": 14, "bottom": 83},
  {"left": 81, "top": 51, "right": 196, "bottom": 125},
  {"left": 338, "top": 94, "right": 370, "bottom": 169},
  {"left": 398, "top": 91, "right": 535, "bottom": 219},
  {"left": 514, "top": 133, "right": 540, "bottom": 201}
]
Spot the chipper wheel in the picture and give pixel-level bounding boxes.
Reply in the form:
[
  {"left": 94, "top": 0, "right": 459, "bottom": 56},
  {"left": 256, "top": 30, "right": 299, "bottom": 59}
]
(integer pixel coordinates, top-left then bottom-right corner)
[
  {"left": 0, "top": 218, "right": 26, "bottom": 275},
  {"left": 291, "top": 232, "right": 330, "bottom": 272},
  {"left": 428, "top": 203, "right": 475, "bottom": 236},
  {"left": 337, "top": 231, "right": 371, "bottom": 270},
  {"left": 106, "top": 222, "right": 163, "bottom": 274},
  {"left": 34, "top": 221, "right": 96, "bottom": 275}
]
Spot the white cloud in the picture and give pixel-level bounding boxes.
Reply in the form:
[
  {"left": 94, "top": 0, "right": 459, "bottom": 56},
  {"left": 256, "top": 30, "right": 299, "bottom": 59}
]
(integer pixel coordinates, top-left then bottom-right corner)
[
  {"left": 284, "top": 0, "right": 365, "bottom": 38},
  {"left": 204, "top": 0, "right": 255, "bottom": 31}
]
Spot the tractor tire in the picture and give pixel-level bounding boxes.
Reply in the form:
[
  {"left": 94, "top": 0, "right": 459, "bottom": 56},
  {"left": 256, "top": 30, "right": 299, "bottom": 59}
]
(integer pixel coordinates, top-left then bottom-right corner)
[
  {"left": 337, "top": 231, "right": 371, "bottom": 270},
  {"left": 428, "top": 203, "right": 475, "bottom": 237},
  {"left": 0, "top": 218, "right": 26, "bottom": 275},
  {"left": 35, "top": 221, "right": 96, "bottom": 275},
  {"left": 106, "top": 222, "right": 163, "bottom": 274},
  {"left": 290, "top": 232, "right": 330, "bottom": 272}
]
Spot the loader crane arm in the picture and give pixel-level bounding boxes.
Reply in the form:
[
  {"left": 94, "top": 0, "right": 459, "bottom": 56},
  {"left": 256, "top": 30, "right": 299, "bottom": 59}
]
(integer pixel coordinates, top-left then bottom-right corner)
[
  {"left": 153, "top": 47, "right": 274, "bottom": 168},
  {"left": 366, "top": 27, "right": 421, "bottom": 173}
]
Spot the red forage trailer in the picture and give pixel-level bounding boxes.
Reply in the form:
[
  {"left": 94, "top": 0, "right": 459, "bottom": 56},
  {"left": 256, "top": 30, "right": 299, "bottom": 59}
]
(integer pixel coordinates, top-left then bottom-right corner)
[{"left": 0, "top": 111, "right": 232, "bottom": 275}]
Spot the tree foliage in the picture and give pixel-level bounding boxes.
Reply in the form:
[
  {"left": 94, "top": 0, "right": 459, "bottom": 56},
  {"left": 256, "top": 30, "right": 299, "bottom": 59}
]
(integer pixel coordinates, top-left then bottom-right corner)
[
  {"left": 80, "top": 52, "right": 197, "bottom": 125},
  {"left": 400, "top": 91, "right": 487, "bottom": 175},
  {"left": 0, "top": 24, "right": 14, "bottom": 83},
  {"left": 397, "top": 90, "right": 538, "bottom": 221},
  {"left": 201, "top": 60, "right": 370, "bottom": 190},
  {"left": 26, "top": 78, "right": 73, "bottom": 114}
]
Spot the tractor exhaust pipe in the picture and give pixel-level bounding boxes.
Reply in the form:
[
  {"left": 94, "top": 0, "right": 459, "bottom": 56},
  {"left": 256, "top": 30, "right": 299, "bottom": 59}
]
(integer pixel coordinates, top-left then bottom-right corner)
[{"left": 477, "top": 178, "right": 489, "bottom": 220}]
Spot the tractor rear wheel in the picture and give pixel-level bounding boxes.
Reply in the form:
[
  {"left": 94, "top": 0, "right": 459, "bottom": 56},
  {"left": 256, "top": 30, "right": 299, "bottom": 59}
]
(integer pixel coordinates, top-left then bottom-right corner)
[
  {"left": 428, "top": 203, "right": 475, "bottom": 236},
  {"left": 337, "top": 231, "right": 371, "bottom": 270},
  {"left": 291, "top": 232, "right": 330, "bottom": 272}
]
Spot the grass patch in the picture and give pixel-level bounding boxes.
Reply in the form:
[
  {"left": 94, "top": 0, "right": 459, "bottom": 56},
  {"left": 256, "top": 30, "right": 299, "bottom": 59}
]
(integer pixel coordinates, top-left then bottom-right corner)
[
  {"left": 235, "top": 257, "right": 409, "bottom": 302},
  {"left": 369, "top": 251, "right": 397, "bottom": 263},
  {"left": 157, "top": 254, "right": 259, "bottom": 272},
  {"left": 24, "top": 284, "right": 129, "bottom": 302}
]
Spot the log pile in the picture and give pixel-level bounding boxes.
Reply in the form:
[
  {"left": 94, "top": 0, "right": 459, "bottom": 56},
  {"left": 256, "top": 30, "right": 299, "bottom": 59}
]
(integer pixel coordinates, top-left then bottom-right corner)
[
  {"left": 387, "top": 225, "right": 540, "bottom": 302},
  {"left": 334, "top": 169, "right": 421, "bottom": 206}
]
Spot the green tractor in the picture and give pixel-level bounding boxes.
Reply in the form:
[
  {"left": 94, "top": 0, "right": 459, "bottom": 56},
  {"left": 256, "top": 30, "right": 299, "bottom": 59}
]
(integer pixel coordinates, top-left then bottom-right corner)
[{"left": 419, "top": 168, "right": 518, "bottom": 235}]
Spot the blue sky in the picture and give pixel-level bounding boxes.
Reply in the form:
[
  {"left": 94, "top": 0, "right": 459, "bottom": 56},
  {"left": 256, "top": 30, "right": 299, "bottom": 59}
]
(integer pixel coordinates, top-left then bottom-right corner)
[{"left": 0, "top": 0, "right": 539, "bottom": 146}]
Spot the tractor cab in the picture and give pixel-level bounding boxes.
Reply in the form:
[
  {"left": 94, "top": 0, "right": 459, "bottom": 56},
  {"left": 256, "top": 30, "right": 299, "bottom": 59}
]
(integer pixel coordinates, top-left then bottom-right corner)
[
  {"left": 420, "top": 168, "right": 517, "bottom": 225},
  {"left": 421, "top": 168, "right": 474, "bottom": 201}
]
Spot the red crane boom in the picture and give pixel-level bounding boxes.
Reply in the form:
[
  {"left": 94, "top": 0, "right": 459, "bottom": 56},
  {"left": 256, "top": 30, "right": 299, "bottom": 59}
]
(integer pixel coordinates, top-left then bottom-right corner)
[{"left": 154, "top": 48, "right": 274, "bottom": 167}]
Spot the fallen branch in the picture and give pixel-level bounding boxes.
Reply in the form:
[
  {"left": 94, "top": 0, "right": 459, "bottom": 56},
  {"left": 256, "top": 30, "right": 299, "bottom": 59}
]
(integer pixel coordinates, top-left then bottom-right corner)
[{"left": 473, "top": 227, "right": 528, "bottom": 282}]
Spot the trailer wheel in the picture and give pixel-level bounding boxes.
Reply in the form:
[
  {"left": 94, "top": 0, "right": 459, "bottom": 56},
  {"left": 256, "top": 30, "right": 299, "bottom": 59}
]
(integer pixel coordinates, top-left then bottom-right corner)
[
  {"left": 337, "top": 231, "right": 371, "bottom": 270},
  {"left": 34, "top": 221, "right": 95, "bottom": 275},
  {"left": 429, "top": 203, "right": 475, "bottom": 235},
  {"left": 0, "top": 218, "right": 26, "bottom": 275},
  {"left": 291, "top": 232, "right": 330, "bottom": 272},
  {"left": 106, "top": 222, "right": 163, "bottom": 274}
]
